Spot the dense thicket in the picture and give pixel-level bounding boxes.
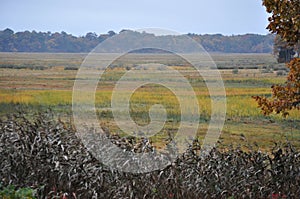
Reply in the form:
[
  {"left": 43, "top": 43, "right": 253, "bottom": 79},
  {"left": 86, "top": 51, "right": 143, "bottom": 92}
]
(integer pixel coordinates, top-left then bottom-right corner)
[
  {"left": 1, "top": 111, "right": 299, "bottom": 198},
  {"left": 0, "top": 28, "right": 274, "bottom": 53}
]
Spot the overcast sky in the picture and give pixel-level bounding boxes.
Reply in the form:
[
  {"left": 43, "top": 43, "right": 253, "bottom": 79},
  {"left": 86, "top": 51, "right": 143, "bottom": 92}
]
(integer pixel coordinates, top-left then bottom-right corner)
[{"left": 0, "top": 0, "right": 270, "bottom": 36}]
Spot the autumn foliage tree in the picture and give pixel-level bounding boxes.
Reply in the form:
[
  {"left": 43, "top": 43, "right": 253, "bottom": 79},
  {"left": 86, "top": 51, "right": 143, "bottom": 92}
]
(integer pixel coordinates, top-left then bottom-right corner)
[
  {"left": 263, "top": 0, "right": 300, "bottom": 44},
  {"left": 253, "top": 0, "right": 300, "bottom": 116},
  {"left": 253, "top": 58, "right": 300, "bottom": 117}
]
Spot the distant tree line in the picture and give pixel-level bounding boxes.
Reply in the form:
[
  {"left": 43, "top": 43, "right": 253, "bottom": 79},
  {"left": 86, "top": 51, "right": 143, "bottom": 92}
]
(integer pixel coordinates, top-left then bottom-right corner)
[
  {"left": 0, "top": 28, "right": 275, "bottom": 53},
  {"left": 188, "top": 33, "right": 275, "bottom": 53},
  {"left": 0, "top": 28, "right": 116, "bottom": 52}
]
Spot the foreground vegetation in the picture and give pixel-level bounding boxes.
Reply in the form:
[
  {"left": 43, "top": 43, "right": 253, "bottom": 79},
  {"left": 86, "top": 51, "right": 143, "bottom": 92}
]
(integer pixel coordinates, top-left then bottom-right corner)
[{"left": 1, "top": 111, "right": 300, "bottom": 198}]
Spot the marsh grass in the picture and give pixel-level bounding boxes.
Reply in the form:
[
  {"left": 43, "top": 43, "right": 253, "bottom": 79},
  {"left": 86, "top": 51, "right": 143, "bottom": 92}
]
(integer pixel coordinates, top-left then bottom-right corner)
[{"left": 0, "top": 53, "right": 299, "bottom": 150}]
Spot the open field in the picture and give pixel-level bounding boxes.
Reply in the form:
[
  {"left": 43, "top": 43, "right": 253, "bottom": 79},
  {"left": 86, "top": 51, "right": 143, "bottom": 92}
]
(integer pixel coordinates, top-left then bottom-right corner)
[
  {"left": 0, "top": 52, "right": 299, "bottom": 151},
  {"left": 1, "top": 52, "right": 300, "bottom": 198}
]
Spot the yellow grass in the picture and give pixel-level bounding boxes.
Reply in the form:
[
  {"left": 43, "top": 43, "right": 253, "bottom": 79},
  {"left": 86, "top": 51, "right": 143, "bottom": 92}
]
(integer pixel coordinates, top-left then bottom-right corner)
[{"left": 0, "top": 53, "right": 299, "bottom": 150}]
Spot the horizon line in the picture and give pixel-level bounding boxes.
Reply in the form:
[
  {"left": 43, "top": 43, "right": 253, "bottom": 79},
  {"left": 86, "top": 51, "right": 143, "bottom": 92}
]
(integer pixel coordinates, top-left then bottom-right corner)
[{"left": 1, "top": 27, "right": 272, "bottom": 37}]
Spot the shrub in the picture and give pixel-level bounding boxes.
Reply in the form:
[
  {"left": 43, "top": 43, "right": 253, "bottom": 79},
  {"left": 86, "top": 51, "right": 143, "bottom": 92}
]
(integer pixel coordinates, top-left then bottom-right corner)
[
  {"left": 232, "top": 68, "right": 239, "bottom": 74},
  {"left": 64, "top": 66, "right": 78, "bottom": 70},
  {"left": 0, "top": 184, "right": 36, "bottom": 199}
]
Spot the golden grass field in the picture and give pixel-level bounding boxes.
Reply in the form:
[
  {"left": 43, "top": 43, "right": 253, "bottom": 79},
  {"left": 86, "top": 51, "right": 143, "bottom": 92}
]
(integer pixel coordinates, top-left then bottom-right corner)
[{"left": 0, "top": 52, "right": 299, "bottom": 151}]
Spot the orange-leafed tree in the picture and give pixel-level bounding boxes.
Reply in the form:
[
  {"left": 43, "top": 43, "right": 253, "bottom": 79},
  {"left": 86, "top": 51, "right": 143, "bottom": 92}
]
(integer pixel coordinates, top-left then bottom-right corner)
[
  {"left": 253, "top": 58, "right": 300, "bottom": 117},
  {"left": 262, "top": 0, "right": 300, "bottom": 45},
  {"left": 253, "top": 0, "right": 300, "bottom": 117}
]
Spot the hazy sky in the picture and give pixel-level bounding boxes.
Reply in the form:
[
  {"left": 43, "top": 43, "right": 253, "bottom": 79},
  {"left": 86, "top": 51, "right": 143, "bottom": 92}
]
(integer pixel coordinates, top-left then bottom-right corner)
[{"left": 0, "top": 0, "right": 270, "bottom": 36}]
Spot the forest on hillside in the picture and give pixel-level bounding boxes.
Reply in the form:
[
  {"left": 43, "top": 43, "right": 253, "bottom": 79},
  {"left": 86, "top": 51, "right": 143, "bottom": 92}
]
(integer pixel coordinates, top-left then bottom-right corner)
[{"left": 0, "top": 28, "right": 274, "bottom": 53}]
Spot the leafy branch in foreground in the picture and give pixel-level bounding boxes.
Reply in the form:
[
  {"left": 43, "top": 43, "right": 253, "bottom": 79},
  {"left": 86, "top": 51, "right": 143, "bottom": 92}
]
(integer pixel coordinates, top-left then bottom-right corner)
[
  {"left": 253, "top": 58, "right": 300, "bottom": 117},
  {"left": 254, "top": 0, "right": 300, "bottom": 116},
  {"left": 263, "top": 0, "right": 300, "bottom": 45}
]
